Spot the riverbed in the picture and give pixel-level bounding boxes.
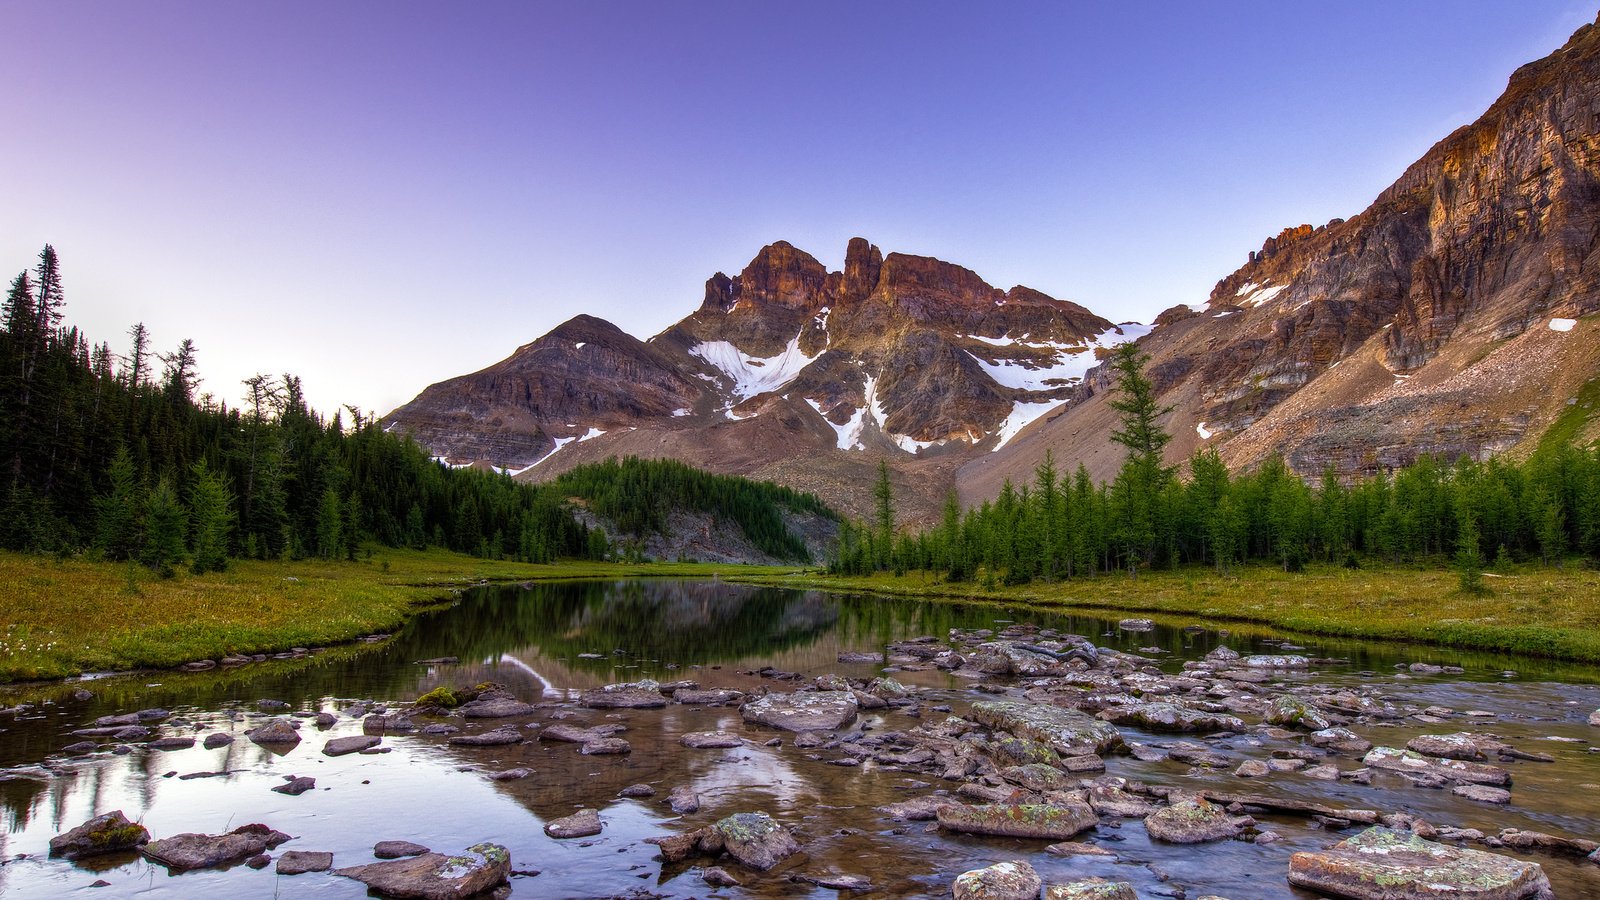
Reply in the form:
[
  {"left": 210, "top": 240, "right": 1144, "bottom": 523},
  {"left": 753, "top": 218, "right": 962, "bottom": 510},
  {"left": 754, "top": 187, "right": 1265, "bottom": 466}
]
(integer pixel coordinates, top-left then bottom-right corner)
[{"left": 1, "top": 579, "right": 1597, "bottom": 898}]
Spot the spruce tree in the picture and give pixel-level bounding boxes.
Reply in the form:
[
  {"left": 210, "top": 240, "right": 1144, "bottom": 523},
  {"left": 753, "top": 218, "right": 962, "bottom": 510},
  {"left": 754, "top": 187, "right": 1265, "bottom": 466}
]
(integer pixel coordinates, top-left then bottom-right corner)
[
  {"left": 872, "top": 460, "right": 894, "bottom": 569},
  {"left": 141, "top": 479, "right": 186, "bottom": 577},
  {"left": 188, "top": 459, "right": 234, "bottom": 573},
  {"left": 94, "top": 446, "right": 142, "bottom": 560},
  {"left": 315, "top": 488, "right": 343, "bottom": 560}
]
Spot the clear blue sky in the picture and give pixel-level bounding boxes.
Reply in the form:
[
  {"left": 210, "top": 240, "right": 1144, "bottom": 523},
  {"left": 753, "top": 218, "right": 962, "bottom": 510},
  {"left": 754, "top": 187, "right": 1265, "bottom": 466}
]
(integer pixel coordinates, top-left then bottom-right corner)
[{"left": 1, "top": 1, "right": 1592, "bottom": 416}]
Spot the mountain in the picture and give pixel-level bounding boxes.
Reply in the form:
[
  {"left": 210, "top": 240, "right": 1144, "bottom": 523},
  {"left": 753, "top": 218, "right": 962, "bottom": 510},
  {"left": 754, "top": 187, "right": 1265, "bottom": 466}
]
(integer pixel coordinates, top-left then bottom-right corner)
[
  {"left": 386, "top": 238, "right": 1137, "bottom": 522},
  {"left": 391, "top": 15, "right": 1600, "bottom": 520},
  {"left": 970, "top": 14, "right": 1600, "bottom": 501}
]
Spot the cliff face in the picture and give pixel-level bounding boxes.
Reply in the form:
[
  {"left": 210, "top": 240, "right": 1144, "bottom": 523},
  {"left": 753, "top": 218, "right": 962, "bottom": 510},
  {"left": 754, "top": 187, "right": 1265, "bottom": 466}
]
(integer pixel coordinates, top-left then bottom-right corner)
[{"left": 974, "top": 15, "right": 1600, "bottom": 497}]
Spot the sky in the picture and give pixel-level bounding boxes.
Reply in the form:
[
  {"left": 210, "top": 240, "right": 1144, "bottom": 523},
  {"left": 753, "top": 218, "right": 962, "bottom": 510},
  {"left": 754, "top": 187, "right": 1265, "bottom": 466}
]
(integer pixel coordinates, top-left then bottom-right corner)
[{"left": 2, "top": 2, "right": 1594, "bottom": 418}]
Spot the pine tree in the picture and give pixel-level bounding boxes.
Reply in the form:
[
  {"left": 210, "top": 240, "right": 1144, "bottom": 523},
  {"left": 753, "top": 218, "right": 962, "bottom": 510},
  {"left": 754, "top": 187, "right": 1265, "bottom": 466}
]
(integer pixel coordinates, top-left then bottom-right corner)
[
  {"left": 94, "top": 445, "right": 142, "bottom": 560},
  {"left": 1455, "top": 501, "right": 1486, "bottom": 595},
  {"left": 1107, "top": 342, "right": 1174, "bottom": 466},
  {"left": 141, "top": 479, "right": 186, "bottom": 577},
  {"left": 32, "top": 245, "right": 65, "bottom": 336},
  {"left": 188, "top": 459, "right": 234, "bottom": 573},
  {"left": 159, "top": 339, "right": 200, "bottom": 406},
  {"left": 872, "top": 460, "right": 895, "bottom": 569},
  {"left": 315, "top": 488, "right": 343, "bottom": 560}
]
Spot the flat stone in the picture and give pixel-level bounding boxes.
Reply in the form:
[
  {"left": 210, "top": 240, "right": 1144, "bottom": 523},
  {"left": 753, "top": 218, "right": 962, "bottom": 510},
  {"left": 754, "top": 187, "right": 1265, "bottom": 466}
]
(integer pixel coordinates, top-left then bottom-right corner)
[
  {"left": 1099, "top": 702, "right": 1246, "bottom": 733},
  {"left": 742, "top": 690, "right": 858, "bottom": 732},
  {"left": 1311, "top": 727, "right": 1373, "bottom": 754},
  {"left": 1235, "top": 759, "right": 1271, "bottom": 778},
  {"left": 246, "top": 718, "right": 301, "bottom": 746},
  {"left": 702, "top": 865, "right": 741, "bottom": 887},
  {"left": 272, "top": 776, "right": 315, "bottom": 796},
  {"left": 969, "top": 700, "right": 1122, "bottom": 755},
  {"left": 1407, "top": 732, "right": 1512, "bottom": 762},
  {"left": 711, "top": 812, "right": 802, "bottom": 871},
  {"left": 681, "top": 730, "right": 743, "bottom": 749},
  {"left": 1363, "top": 746, "right": 1511, "bottom": 786},
  {"left": 448, "top": 729, "right": 522, "bottom": 747},
  {"left": 490, "top": 767, "right": 532, "bottom": 781},
  {"left": 579, "top": 737, "right": 631, "bottom": 755},
  {"left": 1243, "top": 655, "right": 1310, "bottom": 669},
  {"left": 877, "top": 796, "right": 954, "bottom": 821},
  {"left": 937, "top": 802, "right": 1098, "bottom": 840},
  {"left": 675, "top": 689, "right": 745, "bottom": 705},
  {"left": 1143, "top": 799, "right": 1245, "bottom": 843},
  {"left": 1288, "top": 826, "right": 1552, "bottom": 899},
  {"left": 1453, "top": 784, "right": 1512, "bottom": 804},
  {"left": 545, "top": 808, "right": 602, "bottom": 839},
  {"left": 374, "top": 840, "right": 430, "bottom": 859},
  {"left": 953, "top": 860, "right": 1042, "bottom": 900},
  {"left": 1264, "top": 695, "right": 1333, "bottom": 730},
  {"left": 456, "top": 698, "right": 534, "bottom": 718},
  {"left": 334, "top": 843, "right": 510, "bottom": 899},
  {"left": 1088, "top": 785, "right": 1157, "bottom": 818},
  {"left": 49, "top": 810, "right": 149, "bottom": 859},
  {"left": 143, "top": 824, "right": 290, "bottom": 870},
  {"left": 802, "top": 872, "right": 874, "bottom": 891},
  {"left": 147, "top": 737, "right": 195, "bottom": 751},
  {"left": 579, "top": 681, "right": 667, "bottom": 709},
  {"left": 276, "top": 850, "right": 333, "bottom": 874},
  {"left": 1044, "top": 880, "right": 1138, "bottom": 900},
  {"left": 1045, "top": 842, "right": 1118, "bottom": 858},
  {"left": 1001, "top": 763, "right": 1072, "bottom": 792},
  {"left": 323, "top": 735, "right": 381, "bottom": 756}
]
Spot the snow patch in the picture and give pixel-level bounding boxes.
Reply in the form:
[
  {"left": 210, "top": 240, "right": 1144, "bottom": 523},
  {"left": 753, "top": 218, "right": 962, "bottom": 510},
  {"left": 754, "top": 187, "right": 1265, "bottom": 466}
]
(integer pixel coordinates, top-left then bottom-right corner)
[
  {"left": 1213, "top": 310, "right": 1238, "bottom": 318},
  {"left": 671, "top": 407, "right": 691, "bottom": 417},
  {"left": 1196, "top": 422, "right": 1213, "bottom": 440},
  {"left": 1234, "top": 281, "right": 1260, "bottom": 297},
  {"left": 1550, "top": 317, "right": 1577, "bottom": 332},
  {"left": 993, "top": 400, "right": 1062, "bottom": 450},
  {"left": 574, "top": 342, "right": 586, "bottom": 349},
  {"left": 689, "top": 332, "right": 816, "bottom": 401},
  {"left": 804, "top": 398, "right": 867, "bottom": 451},
  {"left": 967, "top": 322, "right": 1150, "bottom": 392},
  {"left": 576, "top": 427, "right": 606, "bottom": 442},
  {"left": 1237, "top": 283, "right": 1288, "bottom": 308},
  {"left": 527, "top": 435, "right": 577, "bottom": 468}
]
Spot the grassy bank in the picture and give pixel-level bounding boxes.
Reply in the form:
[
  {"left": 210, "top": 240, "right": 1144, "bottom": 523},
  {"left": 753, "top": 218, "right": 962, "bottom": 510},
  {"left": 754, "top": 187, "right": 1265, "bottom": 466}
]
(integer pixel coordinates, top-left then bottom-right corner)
[
  {"left": 728, "top": 562, "right": 1600, "bottom": 663},
  {"left": 0, "top": 549, "right": 795, "bottom": 682}
]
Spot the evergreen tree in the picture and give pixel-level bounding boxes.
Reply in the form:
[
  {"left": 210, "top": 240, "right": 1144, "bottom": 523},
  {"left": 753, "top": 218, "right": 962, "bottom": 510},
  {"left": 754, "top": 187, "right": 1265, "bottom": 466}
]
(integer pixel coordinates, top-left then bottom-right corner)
[
  {"left": 872, "top": 460, "right": 895, "bottom": 569},
  {"left": 94, "top": 445, "right": 142, "bottom": 560},
  {"left": 1107, "top": 342, "right": 1174, "bottom": 466},
  {"left": 188, "top": 459, "right": 234, "bottom": 573},
  {"left": 141, "top": 479, "right": 186, "bottom": 577},
  {"left": 315, "top": 488, "right": 343, "bottom": 560}
]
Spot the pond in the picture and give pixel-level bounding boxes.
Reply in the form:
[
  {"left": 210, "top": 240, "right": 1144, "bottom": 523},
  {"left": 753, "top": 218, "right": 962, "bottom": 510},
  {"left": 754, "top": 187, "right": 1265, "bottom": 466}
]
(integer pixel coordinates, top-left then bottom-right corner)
[{"left": 1, "top": 579, "right": 1597, "bottom": 898}]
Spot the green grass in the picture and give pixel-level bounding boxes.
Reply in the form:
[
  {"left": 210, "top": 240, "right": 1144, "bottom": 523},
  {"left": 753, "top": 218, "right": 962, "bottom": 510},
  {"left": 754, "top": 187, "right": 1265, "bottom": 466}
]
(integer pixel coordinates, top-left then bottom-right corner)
[
  {"left": 1538, "top": 367, "right": 1600, "bottom": 453},
  {"left": 726, "top": 562, "right": 1600, "bottom": 663},
  {"left": 0, "top": 549, "right": 797, "bottom": 683}
]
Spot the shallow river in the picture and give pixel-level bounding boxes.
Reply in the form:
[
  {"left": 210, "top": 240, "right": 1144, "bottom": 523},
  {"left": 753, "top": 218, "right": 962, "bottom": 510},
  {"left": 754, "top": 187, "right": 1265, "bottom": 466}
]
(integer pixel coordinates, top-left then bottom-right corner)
[{"left": 2, "top": 580, "right": 1598, "bottom": 898}]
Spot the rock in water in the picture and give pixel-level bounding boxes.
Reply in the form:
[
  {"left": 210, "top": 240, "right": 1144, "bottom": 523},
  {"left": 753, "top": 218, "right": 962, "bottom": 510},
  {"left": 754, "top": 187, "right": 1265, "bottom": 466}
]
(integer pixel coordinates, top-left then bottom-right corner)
[
  {"left": 741, "top": 691, "right": 858, "bottom": 732},
  {"left": 936, "top": 803, "right": 1098, "bottom": 840},
  {"left": 580, "top": 681, "right": 667, "bottom": 709},
  {"left": 1143, "top": 799, "right": 1245, "bottom": 843},
  {"left": 246, "top": 718, "right": 300, "bottom": 746},
  {"left": 1363, "top": 747, "right": 1511, "bottom": 786},
  {"left": 271, "top": 775, "right": 316, "bottom": 796},
  {"left": 545, "top": 809, "right": 602, "bottom": 839},
  {"left": 276, "top": 850, "right": 333, "bottom": 874},
  {"left": 968, "top": 700, "right": 1123, "bottom": 755},
  {"left": 1288, "top": 827, "right": 1552, "bottom": 899},
  {"left": 1406, "top": 732, "right": 1511, "bottom": 761},
  {"left": 143, "top": 824, "right": 291, "bottom": 870},
  {"left": 680, "top": 730, "right": 743, "bottom": 749},
  {"left": 711, "top": 812, "right": 801, "bottom": 871},
  {"left": 669, "top": 786, "right": 702, "bottom": 814},
  {"left": 952, "top": 860, "right": 1042, "bottom": 900},
  {"left": 1098, "top": 702, "right": 1246, "bottom": 734},
  {"left": 334, "top": 843, "right": 510, "bottom": 899},
  {"left": 374, "top": 840, "right": 430, "bottom": 858},
  {"left": 1044, "top": 881, "right": 1138, "bottom": 900},
  {"left": 48, "top": 810, "right": 150, "bottom": 859},
  {"left": 1264, "top": 695, "right": 1333, "bottom": 730},
  {"left": 323, "top": 735, "right": 381, "bottom": 756},
  {"left": 1588, "top": 709, "right": 1600, "bottom": 727}
]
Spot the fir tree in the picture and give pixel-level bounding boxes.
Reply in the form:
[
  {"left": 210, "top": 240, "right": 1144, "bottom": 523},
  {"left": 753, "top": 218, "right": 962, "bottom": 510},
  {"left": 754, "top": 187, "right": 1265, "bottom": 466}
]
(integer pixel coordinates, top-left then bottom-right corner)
[
  {"left": 95, "top": 446, "right": 142, "bottom": 560},
  {"left": 141, "top": 479, "right": 186, "bottom": 577}
]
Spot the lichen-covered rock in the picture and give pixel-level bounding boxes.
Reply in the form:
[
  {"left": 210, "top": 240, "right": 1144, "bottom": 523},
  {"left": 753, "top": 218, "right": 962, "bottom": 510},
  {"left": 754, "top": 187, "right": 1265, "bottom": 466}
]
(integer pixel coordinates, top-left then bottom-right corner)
[
  {"left": 1044, "top": 880, "right": 1138, "bottom": 900},
  {"left": 990, "top": 734, "right": 1062, "bottom": 767},
  {"left": 1242, "top": 655, "right": 1309, "bottom": 669},
  {"left": 1406, "top": 732, "right": 1511, "bottom": 762},
  {"left": 334, "top": 842, "right": 510, "bottom": 899},
  {"left": 1264, "top": 695, "right": 1333, "bottom": 730},
  {"left": 969, "top": 700, "right": 1122, "bottom": 755},
  {"left": 580, "top": 681, "right": 667, "bottom": 709},
  {"left": 1453, "top": 784, "right": 1512, "bottom": 804},
  {"left": 937, "top": 802, "right": 1098, "bottom": 840},
  {"left": 741, "top": 691, "right": 858, "bottom": 732},
  {"left": 1001, "top": 763, "right": 1073, "bottom": 792},
  {"left": 711, "top": 812, "right": 801, "bottom": 871},
  {"left": 545, "top": 809, "right": 602, "bottom": 839},
  {"left": 1098, "top": 702, "right": 1246, "bottom": 734},
  {"left": 1143, "top": 799, "right": 1245, "bottom": 843},
  {"left": 1088, "top": 785, "right": 1157, "bottom": 818},
  {"left": 953, "top": 860, "right": 1043, "bottom": 900},
  {"left": 1363, "top": 746, "right": 1511, "bottom": 786},
  {"left": 246, "top": 718, "right": 300, "bottom": 746},
  {"left": 1287, "top": 827, "right": 1552, "bottom": 899},
  {"left": 456, "top": 695, "right": 534, "bottom": 718},
  {"left": 143, "top": 824, "right": 291, "bottom": 870},
  {"left": 1311, "top": 727, "right": 1373, "bottom": 754},
  {"left": 48, "top": 810, "right": 149, "bottom": 859}
]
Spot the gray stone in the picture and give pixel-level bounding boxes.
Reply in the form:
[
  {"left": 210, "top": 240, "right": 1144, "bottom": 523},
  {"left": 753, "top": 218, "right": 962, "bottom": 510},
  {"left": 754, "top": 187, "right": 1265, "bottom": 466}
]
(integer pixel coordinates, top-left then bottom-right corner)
[
  {"left": 143, "top": 824, "right": 290, "bottom": 870},
  {"left": 334, "top": 843, "right": 510, "bottom": 899},
  {"left": 1288, "top": 827, "right": 1552, "bottom": 899},
  {"left": 272, "top": 776, "right": 315, "bottom": 796},
  {"left": 1264, "top": 695, "right": 1333, "bottom": 730},
  {"left": 246, "top": 718, "right": 300, "bottom": 746},
  {"left": 702, "top": 865, "right": 741, "bottom": 887},
  {"left": 1143, "top": 799, "right": 1245, "bottom": 843},
  {"left": 48, "top": 810, "right": 149, "bottom": 859},
  {"left": 1453, "top": 784, "right": 1513, "bottom": 804},
  {"left": 276, "top": 850, "right": 333, "bottom": 874},
  {"left": 545, "top": 808, "right": 602, "bottom": 839},
  {"left": 711, "top": 812, "right": 802, "bottom": 871},
  {"left": 374, "top": 840, "right": 430, "bottom": 859},
  {"left": 448, "top": 728, "right": 522, "bottom": 747},
  {"left": 1311, "top": 727, "right": 1373, "bottom": 755},
  {"left": 937, "top": 802, "right": 1098, "bottom": 840},
  {"left": 877, "top": 796, "right": 954, "bottom": 821},
  {"left": 490, "top": 767, "right": 532, "bottom": 782},
  {"left": 1363, "top": 746, "right": 1511, "bottom": 786},
  {"left": 1099, "top": 702, "right": 1246, "bottom": 734},
  {"left": 969, "top": 700, "right": 1122, "bottom": 755},
  {"left": 1001, "top": 763, "right": 1072, "bottom": 792},
  {"left": 323, "top": 735, "right": 381, "bottom": 756},
  {"left": 1243, "top": 655, "right": 1310, "bottom": 669},
  {"left": 619, "top": 783, "right": 655, "bottom": 798},
  {"left": 669, "top": 786, "right": 702, "bottom": 814},
  {"left": 1235, "top": 759, "right": 1271, "bottom": 778},
  {"left": 201, "top": 732, "right": 234, "bottom": 749},
  {"left": 579, "top": 681, "right": 667, "bottom": 709},
  {"left": 1406, "top": 732, "right": 1512, "bottom": 762},
  {"left": 1588, "top": 709, "right": 1600, "bottom": 727},
  {"left": 456, "top": 698, "right": 534, "bottom": 718},
  {"left": 680, "top": 730, "right": 743, "bottom": 749},
  {"left": 579, "top": 737, "right": 631, "bottom": 755},
  {"left": 147, "top": 737, "right": 195, "bottom": 751},
  {"left": 953, "top": 860, "right": 1042, "bottom": 900},
  {"left": 741, "top": 691, "right": 858, "bottom": 732},
  {"left": 675, "top": 689, "right": 745, "bottom": 705},
  {"left": 1044, "top": 881, "right": 1139, "bottom": 900},
  {"left": 1088, "top": 785, "right": 1157, "bottom": 818}
]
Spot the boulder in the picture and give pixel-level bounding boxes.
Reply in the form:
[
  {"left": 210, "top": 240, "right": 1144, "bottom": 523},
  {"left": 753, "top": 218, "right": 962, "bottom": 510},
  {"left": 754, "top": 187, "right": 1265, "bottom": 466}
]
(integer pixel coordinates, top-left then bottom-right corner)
[
  {"left": 1288, "top": 827, "right": 1552, "bottom": 899},
  {"left": 1406, "top": 732, "right": 1511, "bottom": 762},
  {"left": 1310, "top": 727, "right": 1373, "bottom": 755},
  {"left": 545, "top": 809, "right": 602, "bottom": 839},
  {"left": 48, "top": 810, "right": 149, "bottom": 859},
  {"left": 741, "top": 691, "right": 858, "bottom": 732},
  {"left": 202, "top": 732, "right": 234, "bottom": 749},
  {"left": 1099, "top": 702, "right": 1245, "bottom": 733},
  {"left": 1363, "top": 747, "right": 1511, "bottom": 786},
  {"left": 334, "top": 842, "right": 510, "bottom": 899},
  {"left": 1000, "top": 763, "right": 1073, "bottom": 792},
  {"left": 952, "top": 860, "right": 1042, "bottom": 900},
  {"left": 1045, "top": 881, "right": 1138, "bottom": 900},
  {"left": 323, "top": 735, "right": 381, "bottom": 756},
  {"left": 1143, "top": 799, "right": 1245, "bottom": 843},
  {"left": 711, "top": 812, "right": 802, "bottom": 871},
  {"left": 669, "top": 786, "right": 702, "bottom": 814},
  {"left": 937, "top": 802, "right": 1098, "bottom": 840},
  {"left": 276, "top": 850, "right": 333, "bottom": 874},
  {"left": 143, "top": 824, "right": 291, "bottom": 870},
  {"left": 969, "top": 700, "right": 1122, "bottom": 755},
  {"left": 246, "top": 718, "right": 300, "bottom": 746},
  {"left": 1264, "top": 695, "right": 1333, "bottom": 730}
]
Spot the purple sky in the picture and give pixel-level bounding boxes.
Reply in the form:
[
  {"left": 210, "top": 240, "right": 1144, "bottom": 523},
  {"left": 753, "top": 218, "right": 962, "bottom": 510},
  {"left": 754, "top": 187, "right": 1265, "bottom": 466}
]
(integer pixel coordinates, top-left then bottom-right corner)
[{"left": 2, "top": 2, "right": 1592, "bottom": 417}]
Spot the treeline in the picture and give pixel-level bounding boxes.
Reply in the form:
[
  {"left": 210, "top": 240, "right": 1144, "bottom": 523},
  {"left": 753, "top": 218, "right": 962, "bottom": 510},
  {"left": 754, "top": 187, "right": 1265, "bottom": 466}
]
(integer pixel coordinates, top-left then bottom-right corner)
[
  {"left": 549, "top": 456, "right": 835, "bottom": 562},
  {"left": 834, "top": 342, "right": 1600, "bottom": 586},
  {"left": 0, "top": 245, "right": 601, "bottom": 571}
]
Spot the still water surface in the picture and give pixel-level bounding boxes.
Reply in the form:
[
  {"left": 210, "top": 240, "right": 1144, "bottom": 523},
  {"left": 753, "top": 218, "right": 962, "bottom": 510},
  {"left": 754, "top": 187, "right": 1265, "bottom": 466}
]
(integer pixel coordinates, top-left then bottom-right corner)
[{"left": 2, "top": 580, "right": 1598, "bottom": 898}]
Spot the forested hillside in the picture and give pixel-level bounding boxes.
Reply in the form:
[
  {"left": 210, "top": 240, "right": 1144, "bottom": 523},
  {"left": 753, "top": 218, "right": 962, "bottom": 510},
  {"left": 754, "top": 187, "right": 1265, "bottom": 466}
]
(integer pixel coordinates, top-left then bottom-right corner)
[{"left": 0, "top": 246, "right": 829, "bottom": 570}]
